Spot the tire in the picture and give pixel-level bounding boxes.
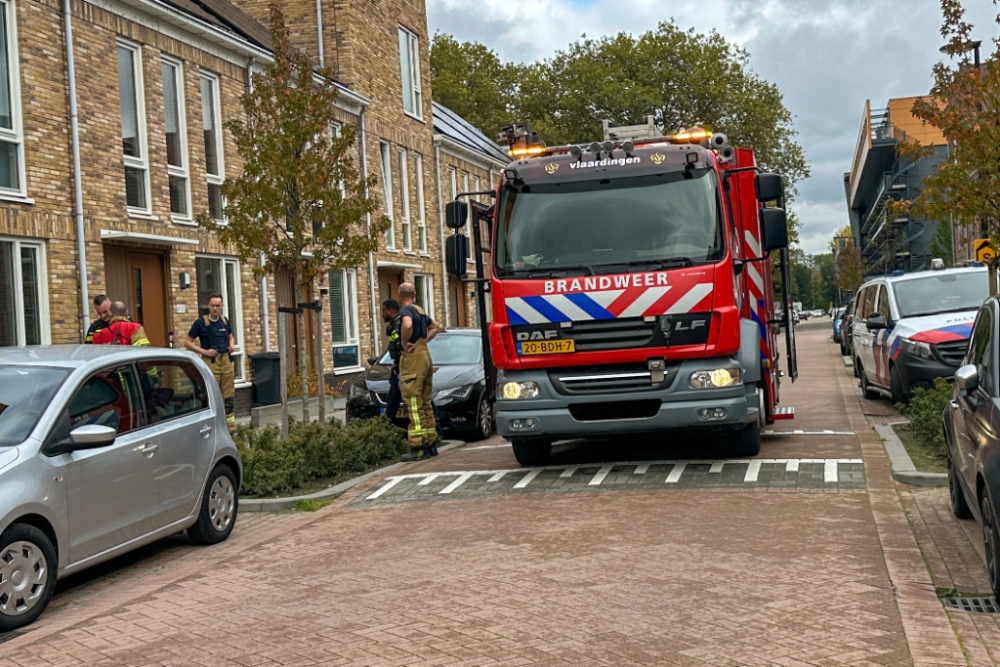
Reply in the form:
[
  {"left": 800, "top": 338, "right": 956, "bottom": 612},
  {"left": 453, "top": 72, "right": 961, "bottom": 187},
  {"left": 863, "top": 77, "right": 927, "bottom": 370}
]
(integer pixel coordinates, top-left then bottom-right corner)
[
  {"left": 511, "top": 438, "right": 552, "bottom": 466},
  {"left": 948, "top": 458, "right": 973, "bottom": 519},
  {"left": 0, "top": 524, "right": 58, "bottom": 632},
  {"left": 471, "top": 392, "right": 494, "bottom": 442},
  {"left": 890, "top": 365, "right": 905, "bottom": 405},
  {"left": 858, "top": 361, "right": 880, "bottom": 400},
  {"left": 188, "top": 464, "right": 239, "bottom": 546},
  {"left": 732, "top": 421, "right": 761, "bottom": 457},
  {"left": 840, "top": 343, "right": 848, "bottom": 357},
  {"left": 982, "top": 492, "right": 1000, "bottom": 600}
]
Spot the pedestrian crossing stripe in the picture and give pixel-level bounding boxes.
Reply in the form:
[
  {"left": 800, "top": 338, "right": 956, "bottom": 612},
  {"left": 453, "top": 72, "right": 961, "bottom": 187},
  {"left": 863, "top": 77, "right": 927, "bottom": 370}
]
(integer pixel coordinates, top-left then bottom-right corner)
[
  {"left": 762, "top": 430, "right": 855, "bottom": 435},
  {"left": 364, "top": 458, "right": 864, "bottom": 500}
]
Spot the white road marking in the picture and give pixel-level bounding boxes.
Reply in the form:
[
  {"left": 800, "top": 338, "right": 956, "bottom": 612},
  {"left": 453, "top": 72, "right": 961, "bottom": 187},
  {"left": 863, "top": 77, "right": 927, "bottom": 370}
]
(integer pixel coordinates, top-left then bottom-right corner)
[
  {"left": 367, "top": 476, "right": 404, "bottom": 499},
  {"left": 589, "top": 464, "right": 615, "bottom": 486},
  {"left": 440, "top": 472, "right": 476, "bottom": 494},
  {"left": 762, "top": 430, "right": 855, "bottom": 436},
  {"left": 709, "top": 462, "right": 725, "bottom": 473},
  {"left": 744, "top": 460, "right": 762, "bottom": 482},
  {"left": 634, "top": 463, "right": 651, "bottom": 475},
  {"left": 786, "top": 460, "right": 800, "bottom": 472},
  {"left": 418, "top": 474, "right": 440, "bottom": 486},
  {"left": 824, "top": 460, "right": 839, "bottom": 483},
  {"left": 514, "top": 468, "right": 543, "bottom": 489},
  {"left": 560, "top": 466, "right": 579, "bottom": 479},
  {"left": 488, "top": 471, "right": 509, "bottom": 482},
  {"left": 464, "top": 444, "right": 512, "bottom": 450},
  {"left": 665, "top": 463, "right": 687, "bottom": 483}
]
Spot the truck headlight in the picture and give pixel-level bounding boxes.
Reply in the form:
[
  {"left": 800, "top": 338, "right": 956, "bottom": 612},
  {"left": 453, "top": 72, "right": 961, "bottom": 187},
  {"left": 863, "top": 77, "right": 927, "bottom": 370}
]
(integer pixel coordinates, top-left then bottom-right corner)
[
  {"left": 690, "top": 368, "right": 741, "bottom": 389},
  {"left": 501, "top": 381, "right": 539, "bottom": 399},
  {"left": 901, "top": 338, "right": 934, "bottom": 361}
]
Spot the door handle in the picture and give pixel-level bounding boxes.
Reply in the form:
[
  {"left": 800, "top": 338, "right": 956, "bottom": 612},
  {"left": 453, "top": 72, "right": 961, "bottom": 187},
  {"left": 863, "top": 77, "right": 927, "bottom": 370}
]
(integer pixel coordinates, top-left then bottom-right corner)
[
  {"left": 200, "top": 425, "right": 213, "bottom": 436},
  {"left": 140, "top": 443, "right": 158, "bottom": 456}
]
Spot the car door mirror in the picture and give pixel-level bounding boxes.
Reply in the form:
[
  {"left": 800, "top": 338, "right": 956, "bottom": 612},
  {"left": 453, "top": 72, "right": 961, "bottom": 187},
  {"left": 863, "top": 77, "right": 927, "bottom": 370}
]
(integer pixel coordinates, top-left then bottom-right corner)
[
  {"left": 367, "top": 355, "right": 378, "bottom": 366},
  {"left": 69, "top": 424, "right": 117, "bottom": 449},
  {"left": 866, "top": 314, "right": 887, "bottom": 332},
  {"left": 956, "top": 364, "right": 980, "bottom": 396}
]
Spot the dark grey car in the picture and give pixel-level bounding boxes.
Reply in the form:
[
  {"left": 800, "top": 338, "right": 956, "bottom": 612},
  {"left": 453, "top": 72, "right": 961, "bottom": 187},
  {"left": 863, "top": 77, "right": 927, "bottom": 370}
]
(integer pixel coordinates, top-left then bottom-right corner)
[
  {"left": 0, "top": 346, "right": 242, "bottom": 631},
  {"left": 943, "top": 296, "right": 1000, "bottom": 599}
]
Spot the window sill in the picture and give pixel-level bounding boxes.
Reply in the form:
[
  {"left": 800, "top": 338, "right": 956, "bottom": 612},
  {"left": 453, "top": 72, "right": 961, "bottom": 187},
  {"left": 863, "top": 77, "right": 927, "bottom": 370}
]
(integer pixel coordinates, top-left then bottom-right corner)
[
  {"left": 128, "top": 210, "right": 159, "bottom": 222},
  {"left": 333, "top": 365, "right": 364, "bottom": 376},
  {"left": 235, "top": 381, "right": 252, "bottom": 390},
  {"left": 419, "top": 253, "right": 431, "bottom": 258},
  {"left": 0, "top": 193, "right": 34, "bottom": 205},
  {"left": 172, "top": 217, "right": 197, "bottom": 226},
  {"left": 385, "top": 247, "right": 400, "bottom": 253},
  {"left": 403, "top": 250, "right": 416, "bottom": 256},
  {"left": 403, "top": 111, "right": 426, "bottom": 124}
]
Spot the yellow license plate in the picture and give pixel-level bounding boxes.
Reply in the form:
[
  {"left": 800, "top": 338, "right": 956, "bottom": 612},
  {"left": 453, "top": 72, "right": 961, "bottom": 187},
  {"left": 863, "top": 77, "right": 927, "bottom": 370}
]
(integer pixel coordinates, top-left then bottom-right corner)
[
  {"left": 396, "top": 406, "right": 406, "bottom": 418},
  {"left": 519, "top": 340, "right": 575, "bottom": 355}
]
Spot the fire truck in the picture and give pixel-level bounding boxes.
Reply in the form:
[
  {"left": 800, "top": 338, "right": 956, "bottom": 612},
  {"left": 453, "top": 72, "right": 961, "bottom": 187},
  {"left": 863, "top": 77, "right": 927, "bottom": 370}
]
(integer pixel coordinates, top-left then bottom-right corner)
[{"left": 445, "top": 117, "right": 797, "bottom": 465}]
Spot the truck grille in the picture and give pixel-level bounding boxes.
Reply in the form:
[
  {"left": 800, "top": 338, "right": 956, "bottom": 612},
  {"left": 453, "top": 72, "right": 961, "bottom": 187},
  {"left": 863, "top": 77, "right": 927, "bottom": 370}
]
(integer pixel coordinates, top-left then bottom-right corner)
[
  {"left": 549, "top": 363, "right": 679, "bottom": 395},
  {"left": 562, "top": 318, "right": 655, "bottom": 351},
  {"left": 935, "top": 340, "right": 969, "bottom": 366},
  {"left": 569, "top": 400, "right": 661, "bottom": 422}
]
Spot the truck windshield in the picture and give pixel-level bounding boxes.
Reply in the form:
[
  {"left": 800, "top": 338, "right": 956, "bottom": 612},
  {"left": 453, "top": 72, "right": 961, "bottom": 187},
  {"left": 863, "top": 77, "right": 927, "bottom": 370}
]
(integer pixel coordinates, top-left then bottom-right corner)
[
  {"left": 495, "top": 169, "right": 723, "bottom": 275},
  {"left": 893, "top": 271, "right": 988, "bottom": 318}
]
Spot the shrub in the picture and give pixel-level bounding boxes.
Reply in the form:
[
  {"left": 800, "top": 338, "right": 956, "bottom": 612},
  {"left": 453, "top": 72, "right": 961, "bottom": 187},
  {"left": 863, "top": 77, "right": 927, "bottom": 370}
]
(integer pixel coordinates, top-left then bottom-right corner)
[
  {"left": 896, "top": 377, "right": 953, "bottom": 453},
  {"left": 232, "top": 417, "right": 408, "bottom": 497}
]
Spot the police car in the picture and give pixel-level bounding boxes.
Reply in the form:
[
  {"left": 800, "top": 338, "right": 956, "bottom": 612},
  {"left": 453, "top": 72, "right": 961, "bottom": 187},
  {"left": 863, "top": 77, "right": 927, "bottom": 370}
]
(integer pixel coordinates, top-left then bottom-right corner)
[{"left": 852, "top": 262, "right": 990, "bottom": 402}]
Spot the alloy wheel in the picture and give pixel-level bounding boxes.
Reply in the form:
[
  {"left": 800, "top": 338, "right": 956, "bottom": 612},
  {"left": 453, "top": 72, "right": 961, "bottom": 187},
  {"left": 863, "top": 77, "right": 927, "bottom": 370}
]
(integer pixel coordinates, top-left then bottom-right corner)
[
  {"left": 986, "top": 499, "right": 999, "bottom": 594},
  {"left": 208, "top": 475, "right": 236, "bottom": 533},
  {"left": 0, "top": 541, "right": 48, "bottom": 617},
  {"left": 479, "top": 395, "right": 493, "bottom": 437}
]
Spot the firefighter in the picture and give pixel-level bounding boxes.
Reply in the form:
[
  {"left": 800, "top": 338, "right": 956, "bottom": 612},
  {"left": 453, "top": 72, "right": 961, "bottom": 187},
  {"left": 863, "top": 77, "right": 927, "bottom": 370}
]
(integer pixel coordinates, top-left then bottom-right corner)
[
  {"left": 185, "top": 294, "right": 236, "bottom": 432},
  {"left": 84, "top": 294, "right": 113, "bottom": 343},
  {"left": 90, "top": 301, "right": 151, "bottom": 346},
  {"left": 380, "top": 299, "right": 404, "bottom": 427},
  {"left": 397, "top": 282, "right": 439, "bottom": 461}
]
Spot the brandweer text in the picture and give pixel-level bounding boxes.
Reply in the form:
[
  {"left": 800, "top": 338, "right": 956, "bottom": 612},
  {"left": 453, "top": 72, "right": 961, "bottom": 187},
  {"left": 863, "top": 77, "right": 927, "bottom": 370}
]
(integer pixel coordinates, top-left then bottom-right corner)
[{"left": 543, "top": 273, "right": 670, "bottom": 294}]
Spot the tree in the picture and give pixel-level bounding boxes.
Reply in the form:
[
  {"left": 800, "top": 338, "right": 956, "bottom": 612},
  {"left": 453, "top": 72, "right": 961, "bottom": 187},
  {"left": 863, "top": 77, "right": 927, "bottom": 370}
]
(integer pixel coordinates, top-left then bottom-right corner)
[
  {"left": 929, "top": 220, "right": 954, "bottom": 266},
  {"left": 812, "top": 253, "right": 839, "bottom": 309},
  {"left": 200, "top": 3, "right": 387, "bottom": 434},
  {"left": 834, "top": 242, "right": 864, "bottom": 298},
  {"left": 894, "top": 0, "right": 1000, "bottom": 292}
]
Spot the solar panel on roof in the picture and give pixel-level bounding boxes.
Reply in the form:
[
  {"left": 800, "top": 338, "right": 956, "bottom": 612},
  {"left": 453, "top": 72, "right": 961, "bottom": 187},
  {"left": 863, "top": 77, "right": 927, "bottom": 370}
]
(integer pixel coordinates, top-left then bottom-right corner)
[{"left": 432, "top": 102, "right": 509, "bottom": 163}]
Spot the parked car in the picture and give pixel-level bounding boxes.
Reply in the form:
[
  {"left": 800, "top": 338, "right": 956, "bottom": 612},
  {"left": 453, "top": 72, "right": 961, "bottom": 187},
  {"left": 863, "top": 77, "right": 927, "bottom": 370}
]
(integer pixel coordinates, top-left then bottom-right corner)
[
  {"left": 841, "top": 296, "right": 858, "bottom": 358},
  {"left": 0, "top": 346, "right": 241, "bottom": 632},
  {"left": 346, "top": 328, "right": 494, "bottom": 441},
  {"left": 798, "top": 310, "right": 810, "bottom": 321},
  {"left": 833, "top": 306, "right": 847, "bottom": 343},
  {"left": 853, "top": 265, "right": 988, "bottom": 403},
  {"left": 943, "top": 295, "right": 1000, "bottom": 599}
]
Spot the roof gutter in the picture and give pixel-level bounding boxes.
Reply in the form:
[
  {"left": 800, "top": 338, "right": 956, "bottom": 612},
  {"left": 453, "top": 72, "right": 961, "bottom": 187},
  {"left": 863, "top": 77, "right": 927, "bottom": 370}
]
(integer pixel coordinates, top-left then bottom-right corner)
[
  {"left": 433, "top": 133, "right": 509, "bottom": 171},
  {"left": 64, "top": 0, "right": 89, "bottom": 336}
]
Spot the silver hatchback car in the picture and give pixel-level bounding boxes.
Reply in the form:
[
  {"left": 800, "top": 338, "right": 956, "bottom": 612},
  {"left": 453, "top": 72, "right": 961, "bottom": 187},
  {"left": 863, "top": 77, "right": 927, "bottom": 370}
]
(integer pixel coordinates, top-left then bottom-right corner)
[{"left": 0, "top": 345, "right": 242, "bottom": 631}]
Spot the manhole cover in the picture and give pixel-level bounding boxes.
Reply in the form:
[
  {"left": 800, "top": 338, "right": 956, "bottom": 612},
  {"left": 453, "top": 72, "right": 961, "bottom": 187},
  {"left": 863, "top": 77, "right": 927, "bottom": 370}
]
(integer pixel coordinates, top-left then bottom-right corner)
[
  {"left": 0, "top": 629, "right": 29, "bottom": 645},
  {"left": 942, "top": 596, "right": 1000, "bottom": 613}
]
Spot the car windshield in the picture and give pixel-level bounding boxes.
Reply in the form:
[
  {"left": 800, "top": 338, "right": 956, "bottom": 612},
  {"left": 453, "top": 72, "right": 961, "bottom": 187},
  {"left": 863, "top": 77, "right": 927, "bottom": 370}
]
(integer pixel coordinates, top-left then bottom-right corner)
[
  {"left": 0, "top": 365, "right": 69, "bottom": 446},
  {"left": 494, "top": 169, "right": 723, "bottom": 275},
  {"left": 380, "top": 335, "right": 482, "bottom": 366},
  {"left": 893, "top": 272, "right": 989, "bottom": 318}
]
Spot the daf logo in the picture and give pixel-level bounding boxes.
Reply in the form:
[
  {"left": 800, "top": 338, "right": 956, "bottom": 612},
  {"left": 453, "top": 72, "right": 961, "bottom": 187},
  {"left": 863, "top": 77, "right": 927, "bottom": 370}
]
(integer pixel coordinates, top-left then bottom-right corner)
[
  {"left": 676, "top": 319, "right": 707, "bottom": 331},
  {"left": 545, "top": 163, "right": 559, "bottom": 174},
  {"left": 516, "top": 330, "right": 559, "bottom": 341}
]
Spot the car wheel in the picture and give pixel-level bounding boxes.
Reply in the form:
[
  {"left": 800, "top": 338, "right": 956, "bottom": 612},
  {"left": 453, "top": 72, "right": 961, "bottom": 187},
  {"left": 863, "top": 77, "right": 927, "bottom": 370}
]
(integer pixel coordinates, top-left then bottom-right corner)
[
  {"left": 732, "top": 421, "right": 761, "bottom": 457},
  {"left": 858, "top": 361, "right": 880, "bottom": 400},
  {"left": 948, "top": 458, "right": 973, "bottom": 519},
  {"left": 983, "top": 492, "right": 1000, "bottom": 600},
  {"left": 472, "top": 392, "right": 494, "bottom": 442},
  {"left": 188, "top": 464, "right": 239, "bottom": 546},
  {"left": 840, "top": 342, "right": 848, "bottom": 357},
  {"left": 890, "top": 365, "right": 905, "bottom": 404},
  {"left": 511, "top": 438, "right": 552, "bottom": 466},
  {"left": 0, "top": 524, "right": 58, "bottom": 632}
]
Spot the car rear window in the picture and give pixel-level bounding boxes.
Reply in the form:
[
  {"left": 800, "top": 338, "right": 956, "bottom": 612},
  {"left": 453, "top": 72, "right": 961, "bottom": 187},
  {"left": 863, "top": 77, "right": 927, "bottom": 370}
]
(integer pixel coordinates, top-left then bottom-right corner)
[{"left": 0, "top": 365, "right": 69, "bottom": 446}]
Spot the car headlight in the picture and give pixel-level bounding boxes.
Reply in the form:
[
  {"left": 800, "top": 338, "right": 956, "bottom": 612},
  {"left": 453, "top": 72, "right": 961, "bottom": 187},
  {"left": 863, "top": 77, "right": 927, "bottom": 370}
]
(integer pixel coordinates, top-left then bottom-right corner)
[
  {"left": 901, "top": 338, "right": 934, "bottom": 360},
  {"left": 349, "top": 383, "right": 369, "bottom": 400},
  {"left": 434, "top": 384, "right": 475, "bottom": 404},
  {"left": 501, "top": 381, "right": 539, "bottom": 400},
  {"left": 690, "top": 368, "right": 741, "bottom": 389}
]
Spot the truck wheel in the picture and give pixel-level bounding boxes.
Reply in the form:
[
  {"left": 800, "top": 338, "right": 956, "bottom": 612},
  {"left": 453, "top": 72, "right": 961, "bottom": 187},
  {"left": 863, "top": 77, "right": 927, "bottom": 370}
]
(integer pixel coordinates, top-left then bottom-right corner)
[
  {"left": 511, "top": 438, "right": 552, "bottom": 466},
  {"left": 732, "top": 422, "right": 761, "bottom": 457}
]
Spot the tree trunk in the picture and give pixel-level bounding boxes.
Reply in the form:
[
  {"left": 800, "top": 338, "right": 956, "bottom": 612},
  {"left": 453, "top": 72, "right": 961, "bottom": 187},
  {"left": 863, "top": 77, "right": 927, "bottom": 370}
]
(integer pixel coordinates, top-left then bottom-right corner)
[
  {"left": 990, "top": 258, "right": 998, "bottom": 297},
  {"left": 314, "top": 307, "right": 325, "bottom": 424},
  {"left": 278, "top": 310, "right": 289, "bottom": 439},
  {"left": 296, "top": 272, "right": 311, "bottom": 424}
]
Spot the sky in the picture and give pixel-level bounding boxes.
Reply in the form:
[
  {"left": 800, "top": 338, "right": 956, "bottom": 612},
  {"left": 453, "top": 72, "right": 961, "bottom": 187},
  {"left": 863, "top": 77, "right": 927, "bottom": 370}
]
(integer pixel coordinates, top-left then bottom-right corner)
[{"left": 426, "top": 0, "right": 998, "bottom": 255}]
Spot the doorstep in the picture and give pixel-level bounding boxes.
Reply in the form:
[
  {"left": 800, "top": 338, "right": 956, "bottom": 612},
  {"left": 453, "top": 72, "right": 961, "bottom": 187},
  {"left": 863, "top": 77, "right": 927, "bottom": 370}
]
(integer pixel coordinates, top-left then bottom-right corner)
[{"left": 874, "top": 422, "right": 947, "bottom": 487}]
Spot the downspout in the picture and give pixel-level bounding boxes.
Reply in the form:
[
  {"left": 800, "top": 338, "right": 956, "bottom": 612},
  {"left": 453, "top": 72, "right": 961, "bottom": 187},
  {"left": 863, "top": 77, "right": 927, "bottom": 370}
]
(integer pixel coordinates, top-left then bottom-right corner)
[
  {"left": 314, "top": 0, "right": 324, "bottom": 67},
  {"left": 64, "top": 0, "right": 89, "bottom": 335},
  {"left": 245, "top": 56, "right": 271, "bottom": 351},
  {"left": 435, "top": 142, "right": 449, "bottom": 328},
  {"left": 359, "top": 106, "right": 378, "bottom": 355}
]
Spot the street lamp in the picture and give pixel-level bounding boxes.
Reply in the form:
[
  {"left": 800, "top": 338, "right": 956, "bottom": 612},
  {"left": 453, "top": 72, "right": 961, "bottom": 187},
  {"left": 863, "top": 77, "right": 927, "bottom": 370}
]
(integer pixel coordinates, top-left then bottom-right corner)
[{"left": 940, "top": 39, "right": 982, "bottom": 70}]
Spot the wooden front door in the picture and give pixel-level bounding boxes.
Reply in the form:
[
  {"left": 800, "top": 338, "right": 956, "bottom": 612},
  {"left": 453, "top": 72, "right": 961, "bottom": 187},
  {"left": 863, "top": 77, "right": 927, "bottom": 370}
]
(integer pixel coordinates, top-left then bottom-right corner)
[
  {"left": 449, "top": 277, "right": 468, "bottom": 328},
  {"left": 276, "top": 269, "right": 316, "bottom": 372},
  {"left": 103, "top": 246, "right": 168, "bottom": 347},
  {"left": 378, "top": 270, "right": 402, "bottom": 306}
]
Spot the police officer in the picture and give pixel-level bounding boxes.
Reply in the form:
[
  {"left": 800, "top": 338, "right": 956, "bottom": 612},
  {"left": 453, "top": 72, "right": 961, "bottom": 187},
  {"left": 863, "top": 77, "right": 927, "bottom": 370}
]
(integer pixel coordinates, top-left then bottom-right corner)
[
  {"left": 380, "top": 299, "right": 404, "bottom": 426},
  {"left": 185, "top": 294, "right": 236, "bottom": 432},
  {"left": 84, "top": 294, "right": 113, "bottom": 343},
  {"left": 397, "top": 283, "right": 439, "bottom": 461}
]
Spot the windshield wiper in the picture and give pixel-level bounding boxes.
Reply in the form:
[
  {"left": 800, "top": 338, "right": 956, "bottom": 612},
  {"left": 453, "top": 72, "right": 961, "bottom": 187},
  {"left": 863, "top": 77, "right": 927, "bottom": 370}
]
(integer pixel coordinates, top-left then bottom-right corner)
[
  {"left": 509, "top": 264, "right": 596, "bottom": 277},
  {"left": 610, "top": 257, "right": 696, "bottom": 271}
]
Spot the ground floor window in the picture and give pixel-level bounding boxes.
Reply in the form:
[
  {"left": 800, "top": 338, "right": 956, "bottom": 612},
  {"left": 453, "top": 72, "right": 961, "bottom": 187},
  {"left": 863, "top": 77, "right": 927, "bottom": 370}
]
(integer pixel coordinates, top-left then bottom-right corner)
[
  {"left": 195, "top": 256, "right": 244, "bottom": 382},
  {"left": 0, "top": 238, "right": 46, "bottom": 347},
  {"left": 329, "top": 268, "right": 359, "bottom": 371},
  {"left": 415, "top": 274, "right": 434, "bottom": 320}
]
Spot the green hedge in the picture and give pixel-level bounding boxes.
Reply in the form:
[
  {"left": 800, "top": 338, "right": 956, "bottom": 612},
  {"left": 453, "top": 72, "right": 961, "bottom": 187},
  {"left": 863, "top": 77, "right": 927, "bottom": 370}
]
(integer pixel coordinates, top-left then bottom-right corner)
[
  {"left": 233, "top": 418, "right": 408, "bottom": 497},
  {"left": 896, "top": 377, "right": 953, "bottom": 454}
]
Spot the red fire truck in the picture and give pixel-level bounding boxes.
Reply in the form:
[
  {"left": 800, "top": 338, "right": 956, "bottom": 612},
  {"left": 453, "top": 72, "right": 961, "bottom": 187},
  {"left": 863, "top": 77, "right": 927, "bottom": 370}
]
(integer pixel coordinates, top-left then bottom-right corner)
[{"left": 445, "top": 118, "right": 796, "bottom": 465}]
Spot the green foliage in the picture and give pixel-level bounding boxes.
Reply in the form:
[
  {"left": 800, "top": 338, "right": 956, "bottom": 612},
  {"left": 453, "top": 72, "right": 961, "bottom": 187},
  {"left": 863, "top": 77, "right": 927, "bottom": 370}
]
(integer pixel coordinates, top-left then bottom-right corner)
[
  {"left": 929, "top": 220, "right": 954, "bottom": 267},
  {"left": 233, "top": 418, "right": 408, "bottom": 497},
  {"left": 292, "top": 499, "right": 333, "bottom": 512},
  {"left": 896, "top": 377, "right": 953, "bottom": 453}
]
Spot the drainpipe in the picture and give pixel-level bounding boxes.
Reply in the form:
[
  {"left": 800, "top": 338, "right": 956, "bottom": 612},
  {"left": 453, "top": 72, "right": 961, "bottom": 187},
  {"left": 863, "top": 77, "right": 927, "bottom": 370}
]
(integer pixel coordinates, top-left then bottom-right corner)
[
  {"left": 64, "top": 0, "right": 89, "bottom": 335},
  {"left": 434, "top": 143, "right": 449, "bottom": 328},
  {"left": 244, "top": 56, "right": 270, "bottom": 352},
  {"left": 314, "top": 0, "right": 324, "bottom": 67},
  {"left": 359, "top": 106, "right": 378, "bottom": 355}
]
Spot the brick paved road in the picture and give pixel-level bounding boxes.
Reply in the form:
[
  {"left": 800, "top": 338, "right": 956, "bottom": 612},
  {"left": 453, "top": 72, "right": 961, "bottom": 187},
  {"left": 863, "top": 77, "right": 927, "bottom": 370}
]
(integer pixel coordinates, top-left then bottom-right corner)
[{"left": 0, "top": 322, "right": 966, "bottom": 666}]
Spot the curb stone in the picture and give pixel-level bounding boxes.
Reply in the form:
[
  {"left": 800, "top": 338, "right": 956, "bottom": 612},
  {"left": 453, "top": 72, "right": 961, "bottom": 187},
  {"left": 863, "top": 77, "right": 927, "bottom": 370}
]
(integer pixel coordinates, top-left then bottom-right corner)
[
  {"left": 874, "top": 423, "right": 947, "bottom": 487},
  {"left": 240, "top": 440, "right": 466, "bottom": 512}
]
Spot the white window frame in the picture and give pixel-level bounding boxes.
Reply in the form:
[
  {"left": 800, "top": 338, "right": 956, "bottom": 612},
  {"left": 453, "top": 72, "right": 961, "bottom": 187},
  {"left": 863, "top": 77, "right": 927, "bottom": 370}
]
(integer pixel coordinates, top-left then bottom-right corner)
[
  {"left": 0, "top": 0, "right": 25, "bottom": 198},
  {"left": 398, "top": 147, "right": 411, "bottom": 251},
  {"left": 162, "top": 57, "right": 191, "bottom": 223},
  {"left": 462, "top": 172, "right": 473, "bottom": 261},
  {"left": 414, "top": 273, "right": 434, "bottom": 320},
  {"left": 200, "top": 72, "right": 225, "bottom": 222},
  {"left": 380, "top": 141, "right": 395, "bottom": 250},
  {"left": 118, "top": 40, "right": 150, "bottom": 215},
  {"left": 0, "top": 236, "right": 50, "bottom": 346},
  {"left": 195, "top": 254, "right": 246, "bottom": 383},
  {"left": 330, "top": 268, "right": 361, "bottom": 374},
  {"left": 331, "top": 122, "right": 346, "bottom": 196},
  {"left": 398, "top": 27, "right": 422, "bottom": 120},
  {"left": 414, "top": 153, "right": 426, "bottom": 253}
]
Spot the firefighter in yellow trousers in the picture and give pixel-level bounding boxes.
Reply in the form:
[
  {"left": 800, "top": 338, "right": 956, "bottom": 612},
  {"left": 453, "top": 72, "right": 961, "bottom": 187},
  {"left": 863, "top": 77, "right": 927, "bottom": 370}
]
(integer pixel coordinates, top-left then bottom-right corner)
[
  {"left": 185, "top": 294, "right": 237, "bottom": 432},
  {"left": 397, "top": 282, "right": 440, "bottom": 462}
]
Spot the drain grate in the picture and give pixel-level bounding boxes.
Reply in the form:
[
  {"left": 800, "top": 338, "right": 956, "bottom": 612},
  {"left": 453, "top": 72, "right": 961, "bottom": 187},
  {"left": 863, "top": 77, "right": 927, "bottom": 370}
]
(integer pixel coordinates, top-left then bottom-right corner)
[
  {"left": 0, "top": 629, "right": 29, "bottom": 645},
  {"left": 942, "top": 596, "right": 1000, "bottom": 614}
]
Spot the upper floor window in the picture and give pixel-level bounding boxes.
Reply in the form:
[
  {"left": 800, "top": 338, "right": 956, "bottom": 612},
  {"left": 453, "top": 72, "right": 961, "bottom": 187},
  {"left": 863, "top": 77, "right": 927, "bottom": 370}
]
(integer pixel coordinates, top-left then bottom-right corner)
[
  {"left": 398, "top": 27, "right": 422, "bottom": 118},
  {"left": 398, "top": 147, "right": 411, "bottom": 251},
  {"left": 117, "top": 42, "right": 149, "bottom": 212},
  {"left": 162, "top": 58, "right": 190, "bottom": 220},
  {"left": 380, "top": 141, "right": 395, "bottom": 249},
  {"left": 414, "top": 153, "right": 426, "bottom": 253},
  {"left": 0, "top": 0, "right": 23, "bottom": 195},
  {"left": 200, "top": 73, "right": 224, "bottom": 221}
]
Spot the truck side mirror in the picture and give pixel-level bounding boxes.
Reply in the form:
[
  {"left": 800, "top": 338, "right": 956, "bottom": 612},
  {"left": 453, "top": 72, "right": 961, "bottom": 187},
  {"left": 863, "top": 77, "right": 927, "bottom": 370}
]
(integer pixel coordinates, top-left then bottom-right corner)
[
  {"left": 755, "top": 173, "right": 784, "bottom": 203},
  {"left": 445, "top": 201, "right": 468, "bottom": 230},
  {"left": 760, "top": 208, "right": 788, "bottom": 252},
  {"left": 446, "top": 234, "right": 469, "bottom": 278}
]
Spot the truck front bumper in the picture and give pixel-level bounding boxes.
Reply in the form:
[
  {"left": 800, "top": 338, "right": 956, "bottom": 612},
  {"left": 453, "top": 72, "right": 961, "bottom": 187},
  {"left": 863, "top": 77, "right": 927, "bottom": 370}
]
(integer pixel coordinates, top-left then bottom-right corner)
[{"left": 496, "top": 361, "right": 759, "bottom": 441}]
